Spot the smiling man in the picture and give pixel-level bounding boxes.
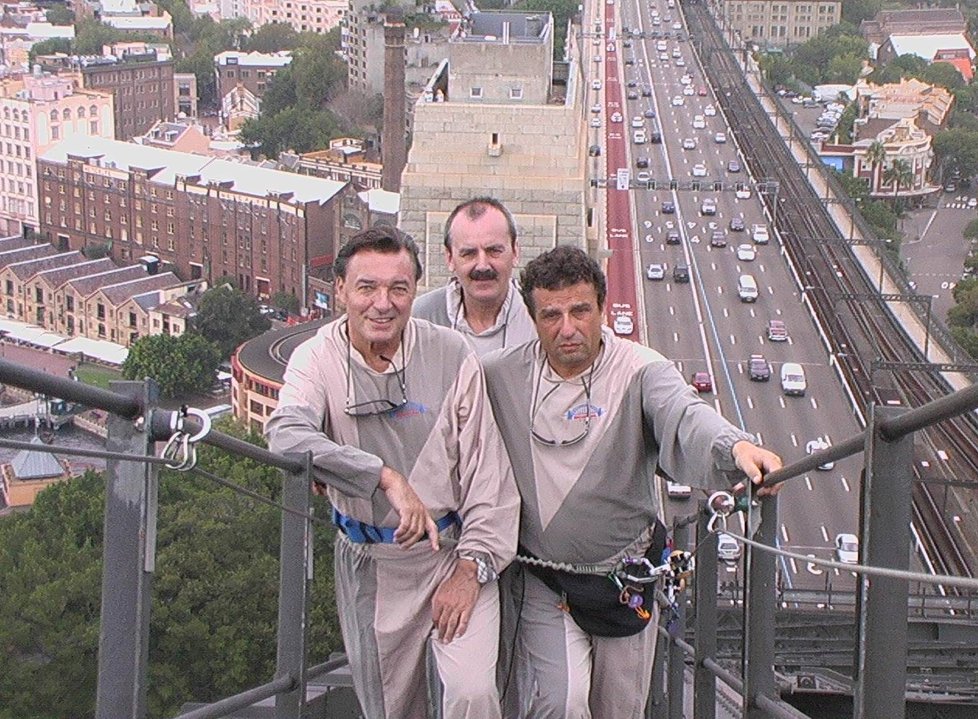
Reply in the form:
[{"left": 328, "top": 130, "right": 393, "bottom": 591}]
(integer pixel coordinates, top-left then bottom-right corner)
[
  {"left": 482, "top": 246, "right": 782, "bottom": 719},
  {"left": 265, "top": 226, "right": 519, "bottom": 719},
  {"left": 413, "top": 197, "right": 536, "bottom": 357}
]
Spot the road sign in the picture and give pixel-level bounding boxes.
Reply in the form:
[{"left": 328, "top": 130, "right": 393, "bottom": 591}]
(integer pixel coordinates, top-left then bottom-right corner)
[{"left": 616, "top": 169, "right": 630, "bottom": 191}]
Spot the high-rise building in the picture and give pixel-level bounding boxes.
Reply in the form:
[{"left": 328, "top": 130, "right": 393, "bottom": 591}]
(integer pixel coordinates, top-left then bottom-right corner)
[
  {"left": 0, "top": 70, "right": 115, "bottom": 236},
  {"left": 399, "top": 11, "right": 590, "bottom": 289},
  {"left": 36, "top": 136, "right": 362, "bottom": 310}
]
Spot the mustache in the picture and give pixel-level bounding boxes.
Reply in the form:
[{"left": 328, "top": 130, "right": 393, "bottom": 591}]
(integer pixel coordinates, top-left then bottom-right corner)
[{"left": 469, "top": 268, "right": 499, "bottom": 281}]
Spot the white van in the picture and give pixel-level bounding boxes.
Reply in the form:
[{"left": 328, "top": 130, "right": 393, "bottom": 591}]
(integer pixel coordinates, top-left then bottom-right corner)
[
  {"left": 692, "top": 114, "right": 705, "bottom": 129},
  {"left": 780, "top": 362, "right": 807, "bottom": 396},
  {"left": 656, "top": 40, "right": 668, "bottom": 52},
  {"left": 737, "top": 274, "right": 758, "bottom": 302},
  {"left": 633, "top": 129, "right": 647, "bottom": 144}
]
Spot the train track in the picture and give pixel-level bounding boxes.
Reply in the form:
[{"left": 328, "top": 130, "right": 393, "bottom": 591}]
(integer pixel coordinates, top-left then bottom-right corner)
[{"left": 683, "top": 0, "right": 975, "bottom": 582}]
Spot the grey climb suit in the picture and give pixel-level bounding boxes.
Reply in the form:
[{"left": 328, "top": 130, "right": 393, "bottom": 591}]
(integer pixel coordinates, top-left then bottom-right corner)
[
  {"left": 483, "top": 327, "right": 754, "bottom": 718},
  {"left": 266, "top": 318, "right": 520, "bottom": 719}
]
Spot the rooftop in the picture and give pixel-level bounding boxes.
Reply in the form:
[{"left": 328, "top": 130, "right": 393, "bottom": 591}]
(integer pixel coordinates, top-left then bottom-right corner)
[
  {"left": 10, "top": 436, "right": 67, "bottom": 480},
  {"left": 30, "top": 257, "right": 117, "bottom": 289},
  {"left": 887, "top": 33, "right": 975, "bottom": 60},
  {"left": 214, "top": 51, "right": 293, "bottom": 67}
]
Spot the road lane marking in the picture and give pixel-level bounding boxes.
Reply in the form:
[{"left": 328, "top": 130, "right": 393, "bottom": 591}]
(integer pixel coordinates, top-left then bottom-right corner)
[
  {"left": 747, "top": 396, "right": 754, "bottom": 409},
  {"left": 840, "top": 476, "right": 850, "bottom": 492},
  {"left": 790, "top": 433, "right": 798, "bottom": 447},
  {"left": 820, "top": 525, "right": 829, "bottom": 542},
  {"left": 781, "top": 524, "right": 790, "bottom": 542}
]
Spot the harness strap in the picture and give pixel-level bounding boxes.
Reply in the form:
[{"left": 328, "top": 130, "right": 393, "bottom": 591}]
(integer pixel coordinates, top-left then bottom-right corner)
[{"left": 332, "top": 507, "right": 461, "bottom": 544}]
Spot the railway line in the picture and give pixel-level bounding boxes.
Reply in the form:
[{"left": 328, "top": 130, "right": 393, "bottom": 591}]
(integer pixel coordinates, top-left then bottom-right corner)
[{"left": 682, "top": 0, "right": 976, "bottom": 582}]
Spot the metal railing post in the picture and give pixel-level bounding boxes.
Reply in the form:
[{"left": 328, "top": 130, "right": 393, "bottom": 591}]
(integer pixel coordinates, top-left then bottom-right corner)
[
  {"left": 694, "top": 503, "right": 718, "bottom": 719},
  {"left": 668, "top": 519, "right": 691, "bottom": 719},
  {"left": 274, "top": 453, "right": 315, "bottom": 717},
  {"left": 743, "top": 495, "right": 779, "bottom": 719},
  {"left": 648, "top": 613, "right": 669, "bottom": 719},
  {"left": 854, "top": 404, "right": 914, "bottom": 719},
  {"left": 95, "top": 380, "right": 158, "bottom": 719}
]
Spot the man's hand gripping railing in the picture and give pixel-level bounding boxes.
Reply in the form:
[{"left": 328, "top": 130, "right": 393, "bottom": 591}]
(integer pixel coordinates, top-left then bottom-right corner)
[{"left": 160, "top": 405, "right": 212, "bottom": 472}]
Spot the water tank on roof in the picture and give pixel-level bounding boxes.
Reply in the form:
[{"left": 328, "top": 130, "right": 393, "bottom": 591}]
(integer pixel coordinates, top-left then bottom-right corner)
[{"left": 139, "top": 255, "right": 160, "bottom": 275}]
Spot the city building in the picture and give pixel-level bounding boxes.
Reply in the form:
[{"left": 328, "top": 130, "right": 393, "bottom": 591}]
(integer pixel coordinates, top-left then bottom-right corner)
[
  {"left": 136, "top": 120, "right": 211, "bottom": 154},
  {"left": 875, "top": 35, "right": 975, "bottom": 79},
  {"left": 101, "top": 13, "right": 174, "bottom": 40},
  {"left": 0, "top": 70, "right": 115, "bottom": 236},
  {"left": 214, "top": 50, "right": 291, "bottom": 129},
  {"left": 399, "top": 10, "right": 590, "bottom": 290},
  {"left": 36, "top": 136, "right": 359, "bottom": 311},
  {"left": 711, "top": 0, "right": 841, "bottom": 49},
  {"left": 853, "top": 78, "right": 954, "bottom": 136},
  {"left": 55, "top": 264, "right": 147, "bottom": 336},
  {"left": 0, "top": 22, "right": 75, "bottom": 71},
  {"left": 344, "top": 0, "right": 460, "bottom": 97},
  {"left": 233, "top": 0, "right": 346, "bottom": 34},
  {"left": 22, "top": 256, "right": 117, "bottom": 329},
  {"left": 67, "top": 44, "right": 176, "bottom": 140},
  {"left": 860, "top": 8, "right": 967, "bottom": 48},
  {"left": 174, "top": 72, "right": 199, "bottom": 118},
  {"left": 81, "top": 271, "right": 188, "bottom": 344},
  {"left": 0, "top": 249, "right": 83, "bottom": 324},
  {"left": 1, "top": 437, "right": 72, "bottom": 509},
  {"left": 288, "top": 138, "right": 383, "bottom": 190}
]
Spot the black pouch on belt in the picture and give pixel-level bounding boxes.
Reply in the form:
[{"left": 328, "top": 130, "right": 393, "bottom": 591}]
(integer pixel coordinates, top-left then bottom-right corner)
[{"left": 522, "top": 519, "right": 668, "bottom": 638}]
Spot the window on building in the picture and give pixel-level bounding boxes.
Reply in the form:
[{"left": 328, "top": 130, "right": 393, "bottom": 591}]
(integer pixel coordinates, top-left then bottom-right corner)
[
  {"left": 51, "top": 126, "right": 59, "bottom": 140},
  {"left": 510, "top": 87, "right": 523, "bottom": 100},
  {"left": 470, "top": 87, "right": 483, "bottom": 99}
]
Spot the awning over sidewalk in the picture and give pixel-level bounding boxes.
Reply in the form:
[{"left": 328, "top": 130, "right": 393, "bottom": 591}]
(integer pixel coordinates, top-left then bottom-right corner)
[{"left": 56, "top": 337, "right": 129, "bottom": 365}]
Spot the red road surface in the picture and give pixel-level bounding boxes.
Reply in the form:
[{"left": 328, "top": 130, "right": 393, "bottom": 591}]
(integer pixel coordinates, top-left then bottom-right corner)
[{"left": 602, "top": 4, "right": 639, "bottom": 335}]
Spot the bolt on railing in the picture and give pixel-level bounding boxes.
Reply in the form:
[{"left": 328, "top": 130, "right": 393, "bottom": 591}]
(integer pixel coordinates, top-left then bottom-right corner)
[{"left": 3, "top": 355, "right": 978, "bottom": 719}]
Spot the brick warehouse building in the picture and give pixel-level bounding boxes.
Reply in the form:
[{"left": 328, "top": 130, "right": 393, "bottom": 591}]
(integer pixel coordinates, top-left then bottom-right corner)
[{"left": 36, "top": 136, "right": 356, "bottom": 308}]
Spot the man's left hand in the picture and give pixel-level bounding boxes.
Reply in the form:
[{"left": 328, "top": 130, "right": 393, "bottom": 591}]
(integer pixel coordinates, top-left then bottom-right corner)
[
  {"left": 732, "top": 440, "right": 783, "bottom": 497},
  {"left": 431, "top": 559, "right": 480, "bottom": 644}
]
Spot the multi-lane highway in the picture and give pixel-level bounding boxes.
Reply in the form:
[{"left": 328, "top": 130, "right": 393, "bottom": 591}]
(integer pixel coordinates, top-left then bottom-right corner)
[{"left": 590, "top": 0, "right": 874, "bottom": 593}]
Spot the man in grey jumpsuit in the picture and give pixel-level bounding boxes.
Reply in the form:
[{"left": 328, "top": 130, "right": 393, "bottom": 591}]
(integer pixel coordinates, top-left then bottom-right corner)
[
  {"left": 265, "top": 226, "right": 520, "bottom": 719},
  {"left": 413, "top": 197, "right": 536, "bottom": 356},
  {"left": 482, "top": 246, "right": 783, "bottom": 718}
]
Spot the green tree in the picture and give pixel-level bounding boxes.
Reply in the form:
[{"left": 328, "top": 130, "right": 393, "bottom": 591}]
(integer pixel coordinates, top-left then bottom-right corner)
[
  {"left": 45, "top": 3, "right": 75, "bottom": 24},
  {"left": 122, "top": 333, "right": 222, "bottom": 398},
  {"left": 759, "top": 52, "right": 793, "bottom": 86},
  {"left": 841, "top": 0, "right": 881, "bottom": 26},
  {"left": 964, "top": 219, "right": 978, "bottom": 241},
  {"left": 933, "top": 129, "right": 978, "bottom": 180},
  {"left": 271, "top": 291, "right": 299, "bottom": 315},
  {"left": 191, "top": 285, "right": 271, "bottom": 358},
  {"left": 860, "top": 199, "right": 898, "bottom": 237},
  {"left": 0, "top": 436, "right": 343, "bottom": 718},
  {"left": 246, "top": 22, "right": 300, "bottom": 52},
  {"left": 922, "top": 61, "right": 964, "bottom": 91},
  {"left": 825, "top": 52, "right": 864, "bottom": 84},
  {"left": 864, "top": 140, "right": 887, "bottom": 194},
  {"left": 73, "top": 19, "right": 127, "bottom": 55},
  {"left": 28, "top": 37, "right": 72, "bottom": 66},
  {"left": 882, "top": 158, "right": 913, "bottom": 207},
  {"left": 513, "top": 0, "right": 577, "bottom": 59},
  {"left": 835, "top": 169, "right": 871, "bottom": 204}
]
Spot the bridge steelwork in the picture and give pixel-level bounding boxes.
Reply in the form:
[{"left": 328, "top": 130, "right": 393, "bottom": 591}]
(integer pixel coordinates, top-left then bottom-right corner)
[{"left": 3, "top": 354, "right": 978, "bottom": 719}]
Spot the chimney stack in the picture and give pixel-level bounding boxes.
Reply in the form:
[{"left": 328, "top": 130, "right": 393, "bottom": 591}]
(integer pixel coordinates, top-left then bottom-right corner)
[{"left": 382, "top": 12, "right": 408, "bottom": 193}]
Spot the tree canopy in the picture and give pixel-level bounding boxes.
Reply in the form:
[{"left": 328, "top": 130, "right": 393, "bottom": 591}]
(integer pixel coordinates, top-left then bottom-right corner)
[
  {"left": 191, "top": 285, "right": 271, "bottom": 358},
  {"left": 122, "top": 332, "right": 222, "bottom": 398},
  {"left": 0, "top": 425, "right": 343, "bottom": 718},
  {"left": 45, "top": 3, "right": 75, "bottom": 25}
]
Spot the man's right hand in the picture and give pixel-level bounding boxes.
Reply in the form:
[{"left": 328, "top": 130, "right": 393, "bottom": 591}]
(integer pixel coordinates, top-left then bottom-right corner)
[{"left": 379, "top": 467, "right": 439, "bottom": 550}]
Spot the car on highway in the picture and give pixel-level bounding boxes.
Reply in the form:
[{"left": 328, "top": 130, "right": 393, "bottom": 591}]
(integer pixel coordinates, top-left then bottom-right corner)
[
  {"left": 835, "top": 533, "right": 859, "bottom": 564},
  {"left": 642, "top": 86, "right": 652, "bottom": 97},
  {"left": 683, "top": 84, "right": 695, "bottom": 96},
  {"left": 627, "top": 79, "right": 638, "bottom": 88},
  {"left": 710, "top": 230, "right": 728, "bottom": 247},
  {"left": 662, "top": 200, "right": 676, "bottom": 214},
  {"left": 701, "top": 198, "right": 717, "bottom": 215},
  {"left": 636, "top": 156, "right": 650, "bottom": 168},
  {"left": 588, "top": 144, "right": 601, "bottom": 157},
  {"left": 729, "top": 216, "right": 745, "bottom": 232},
  {"left": 691, "top": 371, "right": 713, "bottom": 393},
  {"left": 727, "top": 160, "right": 742, "bottom": 173},
  {"left": 659, "top": 51, "right": 669, "bottom": 60},
  {"left": 673, "top": 263, "right": 690, "bottom": 282},
  {"left": 592, "top": 79, "right": 602, "bottom": 91},
  {"left": 637, "top": 170, "right": 651, "bottom": 183},
  {"left": 735, "top": 185, "right": 751, "bottom": 199},
  {"left": 590, "top": 116, "right": 601, "bottom": 128},
  {"left": 649, "top": 129, "right": 662, "bottom": 143},
  {"left": 646, "top": 263, "right": 665, "bottom": 280},
  {"left": 633, "top": 129, "right": 647, "bottom": 144},
  {"left": 672, "top": 95, "right": 685, "bottom": 106},
  {"left": 594, "top": 55, "right": 602, "bottom": 63},
  {"left": 767, "top": 319, "right": 788, "bottom": 341},
  {"left": 644, "top": 108, "right": 657, "bottom": 118},
  {"left": 632, "top": 116, "right": 644, "bottom": 128},
  {"left": 806, "top": 438, "right": 834, "bottom": 470},
  {"left": 717, "top": 533, "right": 742, "bottom": 562},
  {"left": 736, "top": 243, "right": 756, "bottom": 261},
  {"left": 627, "top": 90, "right": 639, "bottom": 100},
  {"left": 692, "top": 163, "right": 707, "bottom": 177},
  {"left": 714, "top": 131, "right": 727, "bottom": 144},
  {"left": 704, "top": 104, "right": 716, "bottom": 116},
  {"left": 698, "top": 85, "right": 708, "bottom": 96},
  {"left": 682, "top": 137, "right": 696, "bottom": 149},
  {"left": 780, "top": 362, "right": 807, "bottom": 396},
  {"left": 590, "top": 103, "right": 601, "bottom": 114},
  {"left": 675, "top": 58, "right": 686, "bottom": 67},
  {"left": 752, "top": 224, "right": 770, "bottom": 244},
  {"left": 666, "top": 480, "right": 692, "bottom": 499},
  {"left": 613, "top": 314, "right": 634, "bottom": 336},
  {"left": 611, "top": 111, "right": 623, "bottom": 123},
  {"left": 625, "top": 57, "right": 635, "bottom": 66},
  {"left": 680, "top": 74, "right": 693, "bottom": 85},
  {"left": 747, "top": 354, "right": 771, "bottom": 381},
  {"left": 692, "top": 114, "right": 706, "bottom": 129},
  {"left": 666, "top": 229, "right": 681, "bottom": 245}
]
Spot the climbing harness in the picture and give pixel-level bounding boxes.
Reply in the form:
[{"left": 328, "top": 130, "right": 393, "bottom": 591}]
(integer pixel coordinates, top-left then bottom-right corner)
[{"left": 160, "top": 405, "right": 212, "bottom": 472}]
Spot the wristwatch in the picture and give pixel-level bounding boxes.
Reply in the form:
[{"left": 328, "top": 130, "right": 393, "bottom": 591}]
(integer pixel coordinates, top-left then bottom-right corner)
[{"left": 458, "top": 552, "right": 497, "bottom": 585}]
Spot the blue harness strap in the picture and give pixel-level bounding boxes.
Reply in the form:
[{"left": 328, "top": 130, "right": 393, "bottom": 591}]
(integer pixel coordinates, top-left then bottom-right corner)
[{"left": 332, "top": 507, "right": 461, "bottom": 544}]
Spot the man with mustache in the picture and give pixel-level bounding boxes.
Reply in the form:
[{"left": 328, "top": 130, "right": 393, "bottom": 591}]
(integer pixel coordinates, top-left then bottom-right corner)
[
  {"left": 266, "top": 226, "right": 519, "bottom": 718},
  {"left": 413, "top": 197, "right": 536, "bottom": 357},
  {"left": 483, "top": 246, "right": 783, "bottom": 718}
]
